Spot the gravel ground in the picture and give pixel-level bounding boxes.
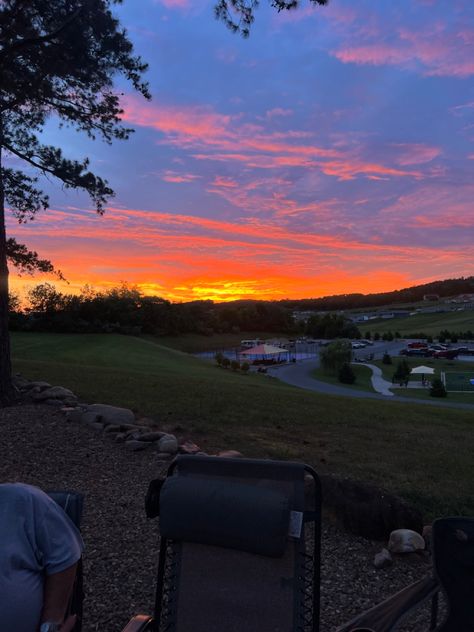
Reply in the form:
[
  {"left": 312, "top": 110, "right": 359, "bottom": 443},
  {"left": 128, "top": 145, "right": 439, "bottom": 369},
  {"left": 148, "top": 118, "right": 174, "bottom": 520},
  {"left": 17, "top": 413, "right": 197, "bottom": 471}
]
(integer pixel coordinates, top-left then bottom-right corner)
[{"left": 0, "top": 404, "right": 438, "bottom": 631}]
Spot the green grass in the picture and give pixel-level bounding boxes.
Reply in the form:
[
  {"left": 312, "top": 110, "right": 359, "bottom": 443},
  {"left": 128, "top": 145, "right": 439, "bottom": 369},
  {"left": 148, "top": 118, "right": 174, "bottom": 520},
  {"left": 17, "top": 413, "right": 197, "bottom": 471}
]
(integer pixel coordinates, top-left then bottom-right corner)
[
  {"left": 151, "top": 331, "right": 289, "bottom": 354},
  {"left": 11, "top": 332, "right": 474, "bottom": 518},
  {"left": 312, "top": 364, "right": 375, "bottom": 393},
  {"left": 366, "top": 309, "right": 474, "bottom": 336}
]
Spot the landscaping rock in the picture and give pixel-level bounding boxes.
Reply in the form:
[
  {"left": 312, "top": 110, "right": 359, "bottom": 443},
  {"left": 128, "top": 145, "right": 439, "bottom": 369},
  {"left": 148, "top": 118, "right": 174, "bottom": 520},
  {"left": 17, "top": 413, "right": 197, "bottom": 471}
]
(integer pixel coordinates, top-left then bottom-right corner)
[
  {"left": 179, "top": 440, "right": 201, "bottom": 454},
  {"left": 373, "top": 548, "right": 393, "bottom": 569},
  {"left": 88, "top": 422, "right": 105, "bottom": 432},
  {"left": 44, "top": 398, "right": 66, "bottom": 407},
  {"left": 125, "top": 440, "right": 149, "bottom": 452},
  {"left": 33, "top": 386, "right": 76, "bottom": 401},
  {"left": 103, "top": 424, "right": 122, "bottom": 435},
  {"left": 81, "top": 411, "right": 101, "bottom": 426},
  {"left": 158, "top": 434, "right": 178, "bottom": 454},
  {"left": 22, "top": 381, "right": 52, "bottom": 391},
  {"left": 156, "top": 452, "right": 173, "bottom": 460},
  {"left": 138, "top": 432, "right": 164, "bottom": 442},
  {"left": 115, "top": 433, "right": 127, "bottom": 443},
  {"left": 388, "top": 529, "right": 425, "bottom": 554},
  {"left": 217, "top": 449, "right": 243, "bottom": 458},
  {"left": 66, "top": 408, "right": 87, "bottom": 423},
  {"left": 86, "top": 404, "right": 135, "bottom": 427}
]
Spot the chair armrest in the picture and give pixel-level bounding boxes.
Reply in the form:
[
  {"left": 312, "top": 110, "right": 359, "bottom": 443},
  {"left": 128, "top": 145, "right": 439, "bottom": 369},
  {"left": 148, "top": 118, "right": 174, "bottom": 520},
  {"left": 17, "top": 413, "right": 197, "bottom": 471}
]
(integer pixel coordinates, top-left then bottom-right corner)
[
  {"left": 121, "top": 614, "right": 154, "bottom": 632},
  {"left": 336, "top": 576, "right": 439, "bottom": 632}
]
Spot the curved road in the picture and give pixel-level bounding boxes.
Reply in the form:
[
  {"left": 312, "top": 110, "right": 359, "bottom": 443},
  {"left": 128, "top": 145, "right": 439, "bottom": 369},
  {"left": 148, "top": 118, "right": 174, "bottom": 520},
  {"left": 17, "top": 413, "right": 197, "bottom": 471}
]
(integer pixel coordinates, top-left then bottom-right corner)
[{"left": 267, "top": 358, "right": 474, "bottom": 411}]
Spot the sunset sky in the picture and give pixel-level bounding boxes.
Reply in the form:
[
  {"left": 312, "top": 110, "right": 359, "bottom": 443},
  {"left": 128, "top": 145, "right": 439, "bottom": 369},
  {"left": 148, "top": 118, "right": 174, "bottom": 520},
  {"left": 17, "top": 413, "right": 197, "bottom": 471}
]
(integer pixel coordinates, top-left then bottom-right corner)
[{"left": 8, "top": 0, "right": 474, "bottom": 302}]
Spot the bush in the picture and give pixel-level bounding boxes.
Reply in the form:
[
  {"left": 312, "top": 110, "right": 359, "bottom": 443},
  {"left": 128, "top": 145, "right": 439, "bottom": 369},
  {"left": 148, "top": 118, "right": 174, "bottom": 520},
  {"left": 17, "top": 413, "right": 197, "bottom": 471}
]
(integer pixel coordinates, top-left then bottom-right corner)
[
  {"left": 393, "top": 360, "right": 410, "bottom": 383},
  {"left": 215, "top": 352, "right": 224, "bottom": 366},
  {"left": 338, "top": 362, "right": 355, "bottom": 384},
  {"left": 221, "top": 357, "right": 231, "bottom": 368},
  {"left": 373, "top": 332, "right": 380, "bottom": 341},
  {"left": 241, "top": 362, "right": 250, "bottom": 373},
  {"left": 430, "top": 378, "right": 447, "bottom": 398},
  {"left": 382, "top": 352, "right": 392, "bottom": 365},
  {"left": 365, "top": 331, "right": 371, "bottom": 340},
  {"left": 230, "top": 360, "right": 240, "bottom": 371}
]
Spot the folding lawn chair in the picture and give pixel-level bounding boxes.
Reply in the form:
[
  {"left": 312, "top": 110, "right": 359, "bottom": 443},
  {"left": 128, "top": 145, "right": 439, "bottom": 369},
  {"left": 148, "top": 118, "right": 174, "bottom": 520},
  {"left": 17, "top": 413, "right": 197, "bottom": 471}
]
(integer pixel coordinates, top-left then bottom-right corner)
[
  {"left": 47, "top": 490, "right": 85, "bottom": 632},
  {"left": 336, "top": 517, "right": 474, "bottom": 632},
  {"left": 123, "top": 455, "right": 321, "bottom": 632}
]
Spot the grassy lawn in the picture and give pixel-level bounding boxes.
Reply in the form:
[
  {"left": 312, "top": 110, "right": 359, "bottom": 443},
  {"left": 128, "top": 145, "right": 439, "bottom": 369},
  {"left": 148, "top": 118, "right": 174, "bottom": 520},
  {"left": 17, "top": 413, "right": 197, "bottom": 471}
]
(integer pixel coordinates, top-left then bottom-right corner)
[
  {"left": 11, "top": 331, "right": 474, "bottom": 519},
  {"left": 150, "top": 331, "right": 289, "bottom": 354},
  {"left": 312, "top": 364, "right": 375, "bottom": 393},
  {"left": 366, "top": 309, "right": 474, "bottom": 336}
]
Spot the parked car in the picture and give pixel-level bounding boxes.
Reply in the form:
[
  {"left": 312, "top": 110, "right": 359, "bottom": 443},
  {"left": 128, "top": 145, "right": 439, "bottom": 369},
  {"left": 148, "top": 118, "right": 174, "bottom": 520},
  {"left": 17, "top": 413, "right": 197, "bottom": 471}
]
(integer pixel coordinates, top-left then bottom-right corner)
[
  {"left": 433, "top": 349, "right": 459, "bottom": 359},
  {"left": 455, "top": 347, "right": 474, "bottom": 355},
  {"left": 408, "top": 341, "right": 428, "bottom": 349},
  {"left": 400, "top": 348, "right": 431, "bottom": 357}
]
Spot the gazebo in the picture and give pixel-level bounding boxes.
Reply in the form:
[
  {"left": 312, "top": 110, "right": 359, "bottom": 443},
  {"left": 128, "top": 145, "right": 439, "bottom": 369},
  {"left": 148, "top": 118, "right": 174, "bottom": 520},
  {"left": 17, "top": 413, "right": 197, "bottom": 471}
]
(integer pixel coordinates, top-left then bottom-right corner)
[
  {"left": 240, "top": 344, "right": 289, "bottom": 363},
  {"left": 410, "top": 365, "right": 435, "bottom": 386}
]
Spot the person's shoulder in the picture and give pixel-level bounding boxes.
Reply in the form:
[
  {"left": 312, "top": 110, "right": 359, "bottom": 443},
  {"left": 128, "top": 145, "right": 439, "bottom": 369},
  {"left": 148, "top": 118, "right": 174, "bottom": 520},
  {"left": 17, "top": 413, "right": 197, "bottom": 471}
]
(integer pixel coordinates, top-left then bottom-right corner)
[{"left": 0, "top": 482, "right": 51, "bottom": 506}]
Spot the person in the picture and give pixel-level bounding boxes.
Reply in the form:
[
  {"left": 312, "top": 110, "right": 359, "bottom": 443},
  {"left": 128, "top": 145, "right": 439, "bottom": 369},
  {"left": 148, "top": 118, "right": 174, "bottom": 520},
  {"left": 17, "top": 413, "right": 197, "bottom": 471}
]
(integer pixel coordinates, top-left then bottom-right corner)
[{"left": 0, "top": 482, "right": 84, "bottom": 632}]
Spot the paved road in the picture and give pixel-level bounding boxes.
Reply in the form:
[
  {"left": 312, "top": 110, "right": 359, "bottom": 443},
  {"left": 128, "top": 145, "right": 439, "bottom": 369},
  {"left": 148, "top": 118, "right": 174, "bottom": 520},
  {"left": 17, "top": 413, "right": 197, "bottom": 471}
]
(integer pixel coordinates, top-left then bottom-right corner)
[{"left": 268, "top": 358, "right": 474, "bottom": 411}]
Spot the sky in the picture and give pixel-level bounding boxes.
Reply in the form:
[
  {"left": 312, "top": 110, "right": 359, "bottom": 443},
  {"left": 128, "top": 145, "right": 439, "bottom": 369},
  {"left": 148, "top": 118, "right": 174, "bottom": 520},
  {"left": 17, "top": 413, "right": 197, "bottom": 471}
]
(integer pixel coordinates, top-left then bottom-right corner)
[{"left": 8, "top": 0, "right": 474, "bottom": 302}]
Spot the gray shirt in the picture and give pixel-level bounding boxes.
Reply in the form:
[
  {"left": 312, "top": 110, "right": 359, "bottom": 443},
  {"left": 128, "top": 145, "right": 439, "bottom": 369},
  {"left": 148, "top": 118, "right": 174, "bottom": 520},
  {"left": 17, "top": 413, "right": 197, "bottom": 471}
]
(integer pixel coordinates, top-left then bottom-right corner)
[{"left": 0, "top": 483, "right": 84, "bottom": 632}]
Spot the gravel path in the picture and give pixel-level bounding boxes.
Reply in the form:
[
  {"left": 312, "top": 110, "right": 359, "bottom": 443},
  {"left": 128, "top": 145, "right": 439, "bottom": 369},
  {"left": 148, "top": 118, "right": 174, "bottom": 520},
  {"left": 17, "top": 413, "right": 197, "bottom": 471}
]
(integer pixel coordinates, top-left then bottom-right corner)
[{"left": 0, "top": 404, "right": 436, "bottom": 631}]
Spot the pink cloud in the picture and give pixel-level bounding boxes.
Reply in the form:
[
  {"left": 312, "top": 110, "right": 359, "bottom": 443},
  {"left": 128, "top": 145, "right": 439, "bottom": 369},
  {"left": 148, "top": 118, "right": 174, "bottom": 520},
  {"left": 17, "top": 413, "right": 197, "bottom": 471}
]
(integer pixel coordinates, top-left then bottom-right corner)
[{"left": 161, "top": 171, "right": 200, "bottom": 183}]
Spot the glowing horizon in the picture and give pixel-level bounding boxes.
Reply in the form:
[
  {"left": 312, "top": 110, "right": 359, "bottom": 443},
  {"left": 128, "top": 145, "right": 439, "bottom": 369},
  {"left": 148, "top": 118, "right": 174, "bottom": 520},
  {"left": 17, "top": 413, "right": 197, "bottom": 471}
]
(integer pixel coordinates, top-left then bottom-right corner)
[{"left": 6, "top": 0, "right": 474, "bottom": 302}]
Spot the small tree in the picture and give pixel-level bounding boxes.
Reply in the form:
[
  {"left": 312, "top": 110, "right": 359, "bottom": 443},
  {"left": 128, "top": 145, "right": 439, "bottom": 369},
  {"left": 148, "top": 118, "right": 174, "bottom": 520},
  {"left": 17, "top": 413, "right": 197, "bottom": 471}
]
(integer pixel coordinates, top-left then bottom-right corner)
[
  {"left": 320, "top": 339, "right": 352, "bottom": 375},
  {"left": 430, "top": 378, "right": 447, "bottom": 398},
  {"left": 230, "top": 359, "right": 240, "bottom": 371},
  {"left": 215, "top": 352, "right": 224, "bottom": 367},
  {"left": 382, "top": 352, "right": 392, "bottom": 365},
  {"left": 427, "top": 335, "right": 433, "bottom": 343},
  {"left": 374, "top": 332, "right": 380, "bottom": 341},
  {"left": 393, "top": 360, "right": 410, "bottom": 383},
  {"left": 221, "top": 357, "right": 231, "bottom": 369},
  {"left": 338, "top": 362, "right": 355, "bottom": 384},
  {"left": 241, "top": 361, "right": 250, "bottom": 373},
  {"left": 365, "top": 331, "right": 371, "bottom": 340}
]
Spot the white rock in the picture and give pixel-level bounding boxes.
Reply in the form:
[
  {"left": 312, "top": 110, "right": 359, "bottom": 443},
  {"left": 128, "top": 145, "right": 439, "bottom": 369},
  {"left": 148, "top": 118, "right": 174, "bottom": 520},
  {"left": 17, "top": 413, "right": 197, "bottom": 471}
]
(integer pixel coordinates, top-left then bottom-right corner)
[
  {"left": 373, "top": 548, "right": 393, "bottom": 569},
  {"left": 87, "top": 404, "right": 135, "bottom": 426},
  {"left": 388, "top": 529, "right": 425, "bottom": 553},
  {"left": 158, "top": 434, "right": 178, "bottom": 454}
]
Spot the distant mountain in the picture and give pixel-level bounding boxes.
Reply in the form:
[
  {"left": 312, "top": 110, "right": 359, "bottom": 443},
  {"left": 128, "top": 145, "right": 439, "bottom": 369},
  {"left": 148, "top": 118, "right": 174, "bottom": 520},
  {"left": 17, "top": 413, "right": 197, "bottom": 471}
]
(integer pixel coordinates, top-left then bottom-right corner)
[{"left": 278, "top": 276, "right": 474, "bottom": 312}]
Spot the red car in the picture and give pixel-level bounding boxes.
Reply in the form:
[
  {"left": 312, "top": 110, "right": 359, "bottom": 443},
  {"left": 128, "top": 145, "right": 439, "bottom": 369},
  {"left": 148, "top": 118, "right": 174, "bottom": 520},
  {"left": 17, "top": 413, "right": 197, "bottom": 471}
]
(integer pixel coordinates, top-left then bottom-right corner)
[
  {"left": 433, "top": 349, "right": 459, "bottom": 359},
  {"left": 408, "top": 342, "right": 429, "bottom": 349}
]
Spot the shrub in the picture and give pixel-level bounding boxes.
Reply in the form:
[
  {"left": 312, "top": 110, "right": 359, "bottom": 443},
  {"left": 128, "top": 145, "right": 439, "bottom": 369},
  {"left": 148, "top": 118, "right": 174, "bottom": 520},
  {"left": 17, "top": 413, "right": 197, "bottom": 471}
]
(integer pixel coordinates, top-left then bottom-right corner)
[
  {"left": 338, "top": 362, "right": 355, "bottom": 384},
  {"left": 241, "top": 362, "right": 250, "bottom": 373},
  {"left": 365, "top": 331, "right": 371, "bottom": 340},
  {"left": 230, "top": 360, "right": 240, "bottom": 371},
  {"left": 393, "top": 360, "right": 410, "bottom": 383},
  {"left": 373, "top": 332, "right": 380, "bottom": 341},
  {"left": 215, "top": 352, "right": 224, "bottom": 366},
  {"left": 221, "top": 357, "right": 231, "bottom": 368},
  {"left": 430, "top": 378, "right": 447, "bottom": 398},
  {"left": 382, "top": 352, "right": 392, "bottom": 365}
]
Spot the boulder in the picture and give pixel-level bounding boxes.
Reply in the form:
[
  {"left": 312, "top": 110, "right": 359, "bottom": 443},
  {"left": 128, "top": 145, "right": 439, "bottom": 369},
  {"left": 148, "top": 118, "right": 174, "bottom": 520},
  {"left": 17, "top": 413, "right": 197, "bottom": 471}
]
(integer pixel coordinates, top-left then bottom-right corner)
[
  {"left": 125, "top": 440, "right": 149, "bottom": 452},
  {"left": 43, "top": 398, "right": 65, "bottom": 407},
  {"left": 22, "top": 381, "right": 52, "bottom": 392},
  {"left": 138, "top": 432, "right": 164, "bottom": 442},
  {"left": 373, "top": 548, "right": 393, "bottom": 569},
  {"left": 115, "top": 433, "right": 127, "bottom": 443},
  {"left": 217, "top": 450, "right": 243, "bottom": 458},
  {"left": 80, "top": 411, "right": 101, "bottom": 426},
  {"left": 33, "top": 386, "right": 76, "bottom": 402},
  {"left": 388, "top": 529, "right": 426, "bottom": 554},
  {"left": 179, "top": 440, "right": 201, "bottom": 454},
  {"left": 66, "top": 408, "right": 87, "bottom": 423},
  {"left": 158, "top": 434, "right": 178, "bottom": 454},
  {"left": 86, "top": 404, "right": 135, "bottom": 427},
  {"left": 103, "top": 424, "right": 122, "bottom": 435}
]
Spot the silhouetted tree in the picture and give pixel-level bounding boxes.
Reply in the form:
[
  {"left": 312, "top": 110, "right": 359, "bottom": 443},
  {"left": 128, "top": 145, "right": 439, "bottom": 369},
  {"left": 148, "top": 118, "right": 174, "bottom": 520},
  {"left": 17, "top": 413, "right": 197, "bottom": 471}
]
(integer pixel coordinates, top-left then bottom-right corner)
[
  {"left": 0, "top": 1, "right": 149, "bottom": 404},
  {"left": 215, "top": 0, "right": 329, "bottom": 37}
]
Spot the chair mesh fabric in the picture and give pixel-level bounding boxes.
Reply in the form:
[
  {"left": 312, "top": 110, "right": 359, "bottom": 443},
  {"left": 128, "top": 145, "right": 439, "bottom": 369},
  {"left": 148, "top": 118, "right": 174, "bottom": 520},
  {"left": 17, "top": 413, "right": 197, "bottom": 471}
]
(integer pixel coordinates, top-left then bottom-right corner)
[
  {"left": 154, "top": 456, "right": 319, "bottom": 632},
  {"left": 432, "top": 517, "right": 474, "bottom": 632}
]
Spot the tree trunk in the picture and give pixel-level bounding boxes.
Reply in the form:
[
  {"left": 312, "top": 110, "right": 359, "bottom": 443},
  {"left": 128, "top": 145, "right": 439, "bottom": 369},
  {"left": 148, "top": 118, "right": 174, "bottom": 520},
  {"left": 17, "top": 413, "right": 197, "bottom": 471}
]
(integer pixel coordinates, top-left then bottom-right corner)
[{"left": 0, "top": 116, "right": 15, "bottom": 406}]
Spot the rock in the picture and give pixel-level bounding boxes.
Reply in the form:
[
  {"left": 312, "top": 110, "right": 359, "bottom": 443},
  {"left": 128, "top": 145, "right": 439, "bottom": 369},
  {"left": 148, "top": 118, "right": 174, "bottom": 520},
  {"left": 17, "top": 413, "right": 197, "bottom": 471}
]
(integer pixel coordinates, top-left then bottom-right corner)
[
  {"left": 86, "top": 404, "right": 135, "bottom": 427},
  {"left": 217, "top": 450, "right": 243, "bottom": 458},
  {"left": 125, "top": 440, "right": 149, "bottom": 452},
  {"left": 115, "top": 433, "right": 127, "bottom": 443},
  {"left": 158, "top": 434, "right": 178, "bottom": 454},
  {"left": 373, "top": 548, "right": 393, "bottom": 569},
  {"left": 43, "top": 398, "right": 65, "bottom": 407},
  {"left": 156, "top": 452, "right": 173, "bottom": 460},
  {"left": 87, "top": 422, "right": 105, "bottom": 432},
  {"left": 179, "top": 440, "right": 201, "bottom": 454},
  {"left": 103, "top": 424, "right": 122, "bottom": 435},
  {"left": 388, "top": 529, "right": 425, "bottom": 554},
  {"left": 66, "top": 409, "right": 86, "bottom": 423},
  {"left": 33, "top": 386, "right": 76, "bottom": 402},
  {"left": 81, "top": 411, "right": 101, "bottom": 425},
  {"left": 22, "top": 381, "right": 52, "bottom": 392},
  {"left": 138, "top": 432, "right": 164, "bottom": 442}
]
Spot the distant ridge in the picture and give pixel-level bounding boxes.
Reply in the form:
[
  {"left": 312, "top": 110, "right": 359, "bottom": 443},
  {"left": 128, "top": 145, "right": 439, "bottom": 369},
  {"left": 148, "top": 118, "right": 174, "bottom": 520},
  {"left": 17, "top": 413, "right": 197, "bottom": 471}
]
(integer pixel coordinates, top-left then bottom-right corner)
[{"left": 277, "top": 276, "right": 474, "bottom": 312}]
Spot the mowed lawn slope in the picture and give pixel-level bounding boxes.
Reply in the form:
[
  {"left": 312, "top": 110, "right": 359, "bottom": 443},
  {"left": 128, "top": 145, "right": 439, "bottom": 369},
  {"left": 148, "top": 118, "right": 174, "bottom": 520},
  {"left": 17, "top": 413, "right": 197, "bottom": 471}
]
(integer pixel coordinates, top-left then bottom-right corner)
[
  {"left": 11, "top": 332, "right": 474, "bottom": 518},
  {"left": 367, "top": 309, "right": 474, "bottom": 336}
]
